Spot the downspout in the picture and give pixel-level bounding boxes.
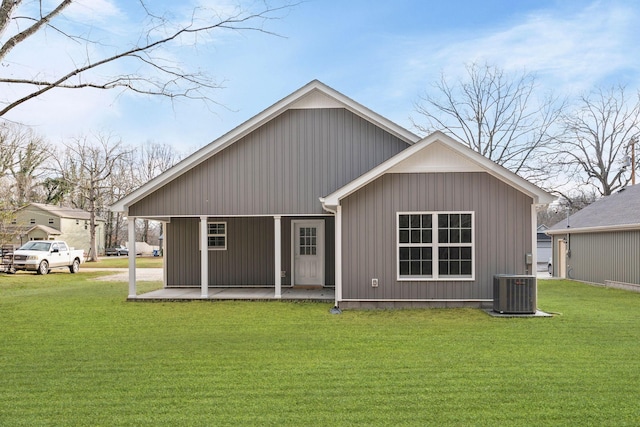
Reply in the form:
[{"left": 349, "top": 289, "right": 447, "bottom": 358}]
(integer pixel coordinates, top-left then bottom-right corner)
[{"left": 320, "top": 198, "right": 342, "bottom": 312}]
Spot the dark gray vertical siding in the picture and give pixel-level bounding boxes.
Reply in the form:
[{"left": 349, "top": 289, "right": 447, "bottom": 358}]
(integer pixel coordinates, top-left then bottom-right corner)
[
  {"left": 566, "top": 230, "right": 640, "bottom": 285},
  {"left": 341, "top": 172, "right": 533, "bottom": 300},
  {"left": 166, "top": 217, "right": 273, "bottom": 286},
  {"left": 166, "top": 218, "right": 200, "bottom": 286},
  {"left": 129, "top": 109, "right": 409, "bottom": 217},
  {"left": 166, "top": 216, "right": 335, "bottom": 287}
]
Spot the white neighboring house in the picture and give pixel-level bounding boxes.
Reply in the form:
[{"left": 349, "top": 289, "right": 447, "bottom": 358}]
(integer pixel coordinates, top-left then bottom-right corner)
[{"left": 10, "top": 203, "right": 106, "bottom": 255}]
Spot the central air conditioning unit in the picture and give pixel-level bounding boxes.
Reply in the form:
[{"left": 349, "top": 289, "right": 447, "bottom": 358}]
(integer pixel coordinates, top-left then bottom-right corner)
[{"left": 493, "top": 275, "right": 536, "bottom": 314}]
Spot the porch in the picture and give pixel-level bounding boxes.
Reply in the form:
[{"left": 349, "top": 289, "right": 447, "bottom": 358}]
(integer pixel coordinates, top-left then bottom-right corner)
[{"left": 128, "top": 286, "right": 335, "bottom": 302}]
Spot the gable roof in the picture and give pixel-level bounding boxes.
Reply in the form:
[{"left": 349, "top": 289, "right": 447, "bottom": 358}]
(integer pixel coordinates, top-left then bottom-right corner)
[
  {"left": 18, "top": 203, "right": 101, "bottom": 221},
  {"left": 321, "top": 131, "right": 554, "bottom": 208},
  {"left": 546, "top": 184, "right": 640, "bottom": 234},
  {"left": 3, "top": 224, "right": 62, "bottom": 236},
  {"left": 111, "top": 80, "right": 421, "bottom": 213}
]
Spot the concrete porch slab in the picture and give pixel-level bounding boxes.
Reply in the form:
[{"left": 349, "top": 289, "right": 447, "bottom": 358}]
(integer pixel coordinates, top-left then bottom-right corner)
[
  {"left": 484, "top": 309, "right": 553, "bottom": 318},
  {"left": 128, "top": 287, "right": 335, "bottom": 302}
]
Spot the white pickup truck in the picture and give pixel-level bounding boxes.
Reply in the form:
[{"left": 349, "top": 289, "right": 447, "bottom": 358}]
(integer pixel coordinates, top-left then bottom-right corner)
[{"left": 12, "top": 240, "right": 84, "bottom": 275}]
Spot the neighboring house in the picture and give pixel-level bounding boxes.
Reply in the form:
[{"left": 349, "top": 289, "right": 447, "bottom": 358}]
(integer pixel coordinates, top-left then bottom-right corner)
[
  {"left": 112, "top": 80, "right": 553, "bottom": 308},
  {"left": 11, "top": 203, "right": 106, "bottom": 255},
  {"left": 537, "top": 225, "right": 552, "bottom": 272},
  {"left": 546, "top": 185, "right": 640, "bottom": 287}
]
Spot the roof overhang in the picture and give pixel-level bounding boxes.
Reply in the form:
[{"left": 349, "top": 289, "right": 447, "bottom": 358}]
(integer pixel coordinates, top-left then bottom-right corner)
[
  {"left": 111, "top": 80, "right": 420, "bottom": 214},
  {"left": 321, "top": 131, "right": 555, "bottom": 209},
  {"left": 546, "top": 223, "right": 640, "bottom": 235}
]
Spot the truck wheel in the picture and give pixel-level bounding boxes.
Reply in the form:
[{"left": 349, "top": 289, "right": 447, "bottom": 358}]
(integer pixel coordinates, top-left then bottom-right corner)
[
  {"left": 37, "top": 260, "right": 49, "bottom": 275},
  {"left": 69, "top": 259, "right": 80, "bottom": 274}
]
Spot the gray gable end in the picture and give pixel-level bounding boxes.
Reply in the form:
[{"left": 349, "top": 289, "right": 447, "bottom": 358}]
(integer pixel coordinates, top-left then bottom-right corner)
[{"left": 129, "top": 108, "right": 411, "bottom": 217}]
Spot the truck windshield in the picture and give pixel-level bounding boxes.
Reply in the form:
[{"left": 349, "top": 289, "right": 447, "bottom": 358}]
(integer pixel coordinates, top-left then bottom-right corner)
[{"left": 19, "top": 242, "right": 52, "bottom": 251}]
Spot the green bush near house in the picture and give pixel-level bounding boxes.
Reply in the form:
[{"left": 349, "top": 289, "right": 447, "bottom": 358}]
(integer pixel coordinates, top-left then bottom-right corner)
[{"left": 0, "top": 274, "right": 638, "bottom": 426}]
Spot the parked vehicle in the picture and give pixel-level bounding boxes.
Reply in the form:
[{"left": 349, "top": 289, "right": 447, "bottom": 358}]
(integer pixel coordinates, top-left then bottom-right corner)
[
  {"left": 12, "top": 240, "right": 84, "bottom": 275},
  {"left": 105, "top": 245, "right": 129, "bottom": 256}
]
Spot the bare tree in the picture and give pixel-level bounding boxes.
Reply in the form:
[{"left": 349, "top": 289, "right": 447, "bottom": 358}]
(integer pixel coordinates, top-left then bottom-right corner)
[
  {"left": 99, "top": 141, "right": 181, "bottom": 248},
  {"left": 413, "top": 62, "right": 562, "bottom": 182},
  {"left": 0, "top": 122, "right": 50, "bottom": 206},
  {"left": 10, "top": 138, "right": 50, "bottom": 206},
  {"left": 0, "top": 122, "right": 21, "bottom": 178},
  {"left": 0, "top": 1, "right": 294, "bottom": 117},
  {"left": 54, "top": 133, "right": 131, "bottom": 261},
  {"left": 135, "top": 141, "right": 181, "bottom": 242},
  {"left": 554, "top": 86, "right": 640, "bottom": 198}
]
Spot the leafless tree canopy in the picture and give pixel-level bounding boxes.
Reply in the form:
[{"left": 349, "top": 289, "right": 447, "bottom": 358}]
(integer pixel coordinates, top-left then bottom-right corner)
[
  {"left": 0, "top": 0, "right": 294, "bottom": 117},
  {"left": 53, "top": 133, "right": 131, "bottom": 260},
  {"left": 0, "top": 123, "right": 50, "bottom": 205},
  {"left": 553, "top": 86, "right": 640, "bottom": 197},
  {"left": 413, "top": 63, "right": 562, "bottom": 182}
]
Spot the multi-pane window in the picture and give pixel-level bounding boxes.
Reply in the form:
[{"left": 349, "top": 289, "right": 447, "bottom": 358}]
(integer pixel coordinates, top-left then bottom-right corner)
[
  {"left": 398, "top": 214, "right": 432, "bottom": 276},
  {"left": 398, "top": 212, "right": 473, "bottom": 280},
  {"left": 207, "top": 222, "right": 226, "bottom": 250},
  {"left": 299, "top": 227, "right": 317, "bottom": 255}
]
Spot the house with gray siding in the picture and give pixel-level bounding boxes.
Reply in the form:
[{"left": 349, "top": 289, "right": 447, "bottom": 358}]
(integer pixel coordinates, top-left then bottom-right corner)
[
  {"left": 546, "top": 185, "right": 640, "bottom": 289},
  {"left": 111, "top": 80, "right": 553, "bottom": 308}
]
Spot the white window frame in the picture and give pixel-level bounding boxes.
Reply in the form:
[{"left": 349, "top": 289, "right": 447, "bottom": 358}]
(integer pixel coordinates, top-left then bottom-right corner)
[
  {"left": 207, "top": 221, "right": 227, "bottom": 251},
  {"left": 397, "top": 211, "right": 475, "bottom": 281}
]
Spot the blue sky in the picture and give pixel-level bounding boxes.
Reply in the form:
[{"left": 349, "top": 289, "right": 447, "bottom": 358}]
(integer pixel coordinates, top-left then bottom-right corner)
[{"left": 5, "top": 0, "right": 640, "bottom": 154}]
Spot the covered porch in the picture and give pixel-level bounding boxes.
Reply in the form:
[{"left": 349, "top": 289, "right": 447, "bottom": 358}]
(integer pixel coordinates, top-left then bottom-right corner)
[
  {"left": 125, "top": 214, "right": 337, "bottom": 302},
  {"left": 128, "top": 286, "right": 335, "bottom": 302}
]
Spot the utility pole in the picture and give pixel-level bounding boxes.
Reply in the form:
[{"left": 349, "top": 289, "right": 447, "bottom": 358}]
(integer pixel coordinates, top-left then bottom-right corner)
[{"left": 625, "top": 138, "right": 637, "bottom": 185}]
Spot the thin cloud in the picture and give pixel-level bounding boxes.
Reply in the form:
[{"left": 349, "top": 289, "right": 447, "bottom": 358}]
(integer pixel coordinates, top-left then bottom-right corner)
[{"left": 398, "top": 1, "right": 640, "bottom": 97}]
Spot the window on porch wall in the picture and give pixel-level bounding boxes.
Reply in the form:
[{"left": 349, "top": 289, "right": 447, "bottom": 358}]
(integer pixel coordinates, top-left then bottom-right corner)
[{"left": 207, "top": 222, "right": 227, "bottom": 250}]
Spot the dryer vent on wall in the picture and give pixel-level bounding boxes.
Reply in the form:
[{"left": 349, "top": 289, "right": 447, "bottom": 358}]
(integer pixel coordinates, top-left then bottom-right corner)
[{"left": 493, "top": 275, "right": 536, "bottom": 314}]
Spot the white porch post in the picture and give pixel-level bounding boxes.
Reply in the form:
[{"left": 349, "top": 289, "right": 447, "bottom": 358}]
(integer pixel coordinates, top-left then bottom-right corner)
[
  {"left": 162, "top": 221, "right": 168, "bottom": 287},
  {"left": 335, "top": 205, "right": 342, "bottom": 306},
  {"left": 127, "top": 216, "right": 136, "bottom": 298},
  {"left": 274, "top": 216, "right": 282, "bottom": 299},
  {"left": 200, "top": 216, "right": 209, "bottom": 298},
  {"left": 531, "top": 204, "right": 537, "bottom": 276}
]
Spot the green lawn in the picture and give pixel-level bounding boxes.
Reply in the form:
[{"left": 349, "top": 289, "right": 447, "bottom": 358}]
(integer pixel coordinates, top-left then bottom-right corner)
[{"left": 0, "top": 274, "right": 638, "bottom": 426}]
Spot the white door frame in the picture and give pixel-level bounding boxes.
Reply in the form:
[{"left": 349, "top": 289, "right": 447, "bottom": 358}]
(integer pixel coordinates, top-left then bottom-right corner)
[
  {"left": 291, "top": 219, "right": 325, "bottom": 286},
  {"left": 558, "top": 239, "right": 567, "bottom": 279}
]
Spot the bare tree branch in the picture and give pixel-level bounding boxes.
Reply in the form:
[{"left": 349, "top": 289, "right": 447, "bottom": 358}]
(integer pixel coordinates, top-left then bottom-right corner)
[
  {"left": 0, "top": 0, "right": 73, "bottom": 61},
  {"left": 412, "top": 62, "right": 563, "bottom": 183},
  {"left": 553, "top": 86, "right": 640, "bottom": 196},
  {"left": 0, "top": 1, "right": 296, "bottom": 117}
]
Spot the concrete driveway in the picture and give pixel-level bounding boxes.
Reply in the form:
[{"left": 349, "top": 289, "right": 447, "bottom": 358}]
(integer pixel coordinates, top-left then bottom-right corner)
[{"left": 84, "top": 268, "right": 163, "bottom": 282}]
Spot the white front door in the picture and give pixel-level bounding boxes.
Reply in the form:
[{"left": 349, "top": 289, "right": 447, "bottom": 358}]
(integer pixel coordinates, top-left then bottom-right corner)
[{"left": 293, "top": 220, "right": 324, "bottom": 286}]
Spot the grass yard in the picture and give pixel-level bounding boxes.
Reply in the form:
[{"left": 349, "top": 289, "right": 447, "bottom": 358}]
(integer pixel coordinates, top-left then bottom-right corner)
[{"left": 0, "top": 273, "right": 639, "bottom": 426}]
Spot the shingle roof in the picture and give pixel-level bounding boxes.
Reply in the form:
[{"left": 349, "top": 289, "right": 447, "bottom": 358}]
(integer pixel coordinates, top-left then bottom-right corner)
[
  {"left": 27, "top": 203, "right": 93, "bottom": 220},
  {"left": 546, "top": 184, "right": 640, "bottom": 234},
  {"left": 18, "top": 203, "right": 106, "bottom": 222}
]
